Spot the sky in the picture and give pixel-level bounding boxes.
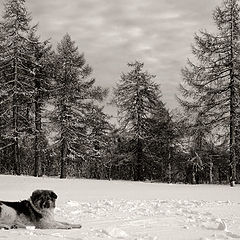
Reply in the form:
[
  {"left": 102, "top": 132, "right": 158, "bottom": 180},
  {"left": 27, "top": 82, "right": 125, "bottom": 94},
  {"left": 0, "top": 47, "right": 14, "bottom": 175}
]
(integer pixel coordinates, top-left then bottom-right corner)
[{"left": 0, "top": 0, "right": 220, "bottom": 119}]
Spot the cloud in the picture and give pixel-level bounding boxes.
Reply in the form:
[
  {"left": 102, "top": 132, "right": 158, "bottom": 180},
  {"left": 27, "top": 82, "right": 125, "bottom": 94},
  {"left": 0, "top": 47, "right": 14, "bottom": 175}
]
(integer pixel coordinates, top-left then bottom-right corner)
[
  {"left": 156, "top": 12, "right": 182, "bottom": 20},
  {"left": 0, "top": 0, "right": 220, "bottom": 114}
]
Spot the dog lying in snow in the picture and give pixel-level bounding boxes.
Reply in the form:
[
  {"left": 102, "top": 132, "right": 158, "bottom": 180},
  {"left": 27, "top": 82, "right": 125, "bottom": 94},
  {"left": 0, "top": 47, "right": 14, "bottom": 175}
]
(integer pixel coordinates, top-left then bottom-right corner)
[{"left": 0, "top": 190, "right": 82, "bottom": 230}]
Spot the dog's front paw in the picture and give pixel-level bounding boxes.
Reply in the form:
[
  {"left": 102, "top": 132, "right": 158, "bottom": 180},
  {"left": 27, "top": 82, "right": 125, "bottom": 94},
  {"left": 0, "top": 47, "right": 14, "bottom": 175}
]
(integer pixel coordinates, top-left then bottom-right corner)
[
  {"left": 71, "top": 224, "right": 82, "bottom": 229},
  {"left": 0, "top": 224, "right": 10, "bottom": 230},
  {"left": 10, "top": 225, "right": 18, "bottom": 229},
  {"left": 56, "top": 223, "right": 72, "bottom": 230}
]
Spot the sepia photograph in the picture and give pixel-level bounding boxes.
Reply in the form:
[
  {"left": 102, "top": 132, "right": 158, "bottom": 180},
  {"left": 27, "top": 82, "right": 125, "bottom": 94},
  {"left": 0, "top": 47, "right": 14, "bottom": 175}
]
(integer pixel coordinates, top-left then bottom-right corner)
[{"left": 0, "top": 0, "right": 240, "bottom": 239}]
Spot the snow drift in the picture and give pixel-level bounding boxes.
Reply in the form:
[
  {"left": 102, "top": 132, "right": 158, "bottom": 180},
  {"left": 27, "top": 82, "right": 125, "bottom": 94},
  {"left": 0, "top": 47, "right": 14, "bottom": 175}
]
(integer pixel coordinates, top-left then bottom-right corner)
[{"left": 0, "top": 175, "right": 240, "bottom": 240}]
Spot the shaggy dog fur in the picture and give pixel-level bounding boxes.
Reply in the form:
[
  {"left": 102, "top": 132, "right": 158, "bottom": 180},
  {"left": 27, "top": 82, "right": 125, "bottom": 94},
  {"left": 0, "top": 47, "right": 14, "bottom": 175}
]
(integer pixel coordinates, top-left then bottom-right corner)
[{"left": 0, "top": 190, "right": 82, "bottom": 230}]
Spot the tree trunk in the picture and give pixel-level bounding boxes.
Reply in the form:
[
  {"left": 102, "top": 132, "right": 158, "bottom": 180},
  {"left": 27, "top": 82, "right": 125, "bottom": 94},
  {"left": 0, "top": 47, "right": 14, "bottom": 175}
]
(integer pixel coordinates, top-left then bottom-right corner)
[
  {"left": 34, "top": 74, "right": 42, "bottom": 177},
  {"left": 134, "top": 138, "right": 143, "bottom": 181},
  {"left": 168, "top": 163, "right": 172, "bottom": 183},
  {"left": 13, "top": 99, "right": 20, "bottom": 175},
  {"left": 229, "top": 6, "right": 237, "bottom": 187},
  {"left": 60, "top": 137, "right": 67, "bottom": 179},
  {"left": 13, "top": 55, "right": 20, "bottom": 175},
  {"left": 60, "top": 67, "right": 68, "bottom": 179},
  {"left": 209, "top": 160, "right": 213, "bottom": 184},
  {"left": 34, "top": 134, "right": 41, "bottom": 177},
  {"left": 229, "top": 80, "right": 237, "bottom": 187},
  {"left": 218, "top": 167, "right": 222, "bottom": 184},
  {"left": 192, "top": 165, "right": 196, "bottom": 184}
]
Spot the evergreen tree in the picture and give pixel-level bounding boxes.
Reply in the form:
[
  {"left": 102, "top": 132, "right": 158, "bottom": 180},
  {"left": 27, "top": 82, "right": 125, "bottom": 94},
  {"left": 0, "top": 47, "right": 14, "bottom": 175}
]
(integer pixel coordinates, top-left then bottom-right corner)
[
  {"left": 53, "top": 33, "right": 108, "bottom": 178},
  {"left": 113, "top": 61, "right": 165, "bottom": 181},
  {"left": 84, "top": 105, "right": 112, "bottom": 179},
  {"left": 0, "top": 0, "right": 36, "bottom": 174},
  {"left": 146, "top": 105, "right": 175, "bottom": 181},
  {"left": 26, "top": 30, "right": 53, "bottom": 177},
  {"left": 178, "top": 0, "right": 240, "bottom": 186}
]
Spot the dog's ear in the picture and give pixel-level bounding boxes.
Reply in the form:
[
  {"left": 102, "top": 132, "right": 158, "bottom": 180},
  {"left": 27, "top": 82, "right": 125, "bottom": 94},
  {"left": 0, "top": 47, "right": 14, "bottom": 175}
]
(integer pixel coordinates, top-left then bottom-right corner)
[
  {"left": 31, "top": 190, "right": 43, "bottom": 202},
  {"left": 50, "top": 191, "right": 57, "bottom": 200}
]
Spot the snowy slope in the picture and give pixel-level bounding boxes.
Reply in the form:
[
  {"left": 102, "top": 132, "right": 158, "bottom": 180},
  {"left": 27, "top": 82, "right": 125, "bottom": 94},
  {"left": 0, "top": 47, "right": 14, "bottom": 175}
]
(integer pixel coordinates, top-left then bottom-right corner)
[{"left": 0, "top": 175, "right": 240, "bottom": 240}]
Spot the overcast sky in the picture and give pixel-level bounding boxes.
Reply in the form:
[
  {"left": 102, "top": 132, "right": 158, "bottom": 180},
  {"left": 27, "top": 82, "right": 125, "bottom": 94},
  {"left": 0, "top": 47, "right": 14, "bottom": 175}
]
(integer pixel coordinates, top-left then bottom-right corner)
[{"left": 0, "top": 0, "right": 220, "bottom": 118}]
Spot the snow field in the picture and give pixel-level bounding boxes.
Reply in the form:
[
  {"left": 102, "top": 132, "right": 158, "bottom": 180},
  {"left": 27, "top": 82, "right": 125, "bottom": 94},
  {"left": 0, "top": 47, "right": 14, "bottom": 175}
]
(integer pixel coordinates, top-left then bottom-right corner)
[{"left": 0, "top": 175, "right": 240, "bottom": 240}]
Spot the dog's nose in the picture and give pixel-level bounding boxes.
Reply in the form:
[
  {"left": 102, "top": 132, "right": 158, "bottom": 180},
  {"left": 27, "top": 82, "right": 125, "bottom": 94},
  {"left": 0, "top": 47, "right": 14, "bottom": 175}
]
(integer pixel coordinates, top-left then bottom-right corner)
[{"left": 43, "top": 201, "right": 50, "bottom": 208}]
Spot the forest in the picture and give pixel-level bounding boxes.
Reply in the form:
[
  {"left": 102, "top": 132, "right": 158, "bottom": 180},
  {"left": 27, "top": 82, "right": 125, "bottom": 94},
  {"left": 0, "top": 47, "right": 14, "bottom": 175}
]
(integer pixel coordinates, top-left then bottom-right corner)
[{"left": 0, "top": 0, "right": 239, "bottom": 186}]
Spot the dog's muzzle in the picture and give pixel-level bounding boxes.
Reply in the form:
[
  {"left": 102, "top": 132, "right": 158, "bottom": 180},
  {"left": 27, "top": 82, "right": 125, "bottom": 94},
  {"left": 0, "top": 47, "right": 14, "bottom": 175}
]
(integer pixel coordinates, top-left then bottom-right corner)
[
  {"left": 43, "top": 201, "right": 50, "bottom": 208},
  {"left": 41, "top": 200, "right": 55, "bottom": 209}
]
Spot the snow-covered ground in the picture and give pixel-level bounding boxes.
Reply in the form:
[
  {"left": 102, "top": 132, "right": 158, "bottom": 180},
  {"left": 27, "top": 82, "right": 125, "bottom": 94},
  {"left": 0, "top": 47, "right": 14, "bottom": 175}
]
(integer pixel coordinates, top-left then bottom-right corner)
[{"left": 0, "top": 175, "right": 240, "bottom": 240}]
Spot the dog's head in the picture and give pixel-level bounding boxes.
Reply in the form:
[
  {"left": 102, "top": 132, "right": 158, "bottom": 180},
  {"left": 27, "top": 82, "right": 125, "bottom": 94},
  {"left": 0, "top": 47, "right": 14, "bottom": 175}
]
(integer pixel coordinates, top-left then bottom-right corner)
[{"left": 30, "top": 190, "right": 57, "bottom": 211}]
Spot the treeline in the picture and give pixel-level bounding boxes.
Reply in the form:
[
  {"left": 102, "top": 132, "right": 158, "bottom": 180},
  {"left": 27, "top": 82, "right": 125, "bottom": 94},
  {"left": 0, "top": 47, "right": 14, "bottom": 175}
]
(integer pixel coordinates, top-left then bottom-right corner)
[{"left": 0, "top": 0, "right": 239, "bottom": 185}]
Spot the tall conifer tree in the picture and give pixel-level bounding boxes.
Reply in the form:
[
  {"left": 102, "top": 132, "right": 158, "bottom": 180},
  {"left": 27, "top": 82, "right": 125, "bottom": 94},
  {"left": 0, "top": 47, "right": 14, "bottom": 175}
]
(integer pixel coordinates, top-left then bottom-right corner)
[
  {"left": 0, "top": 0, "right": 36, "bottom": 174},
  {"left": 53, "top": 34, "right": 107, "bottom": 178},
  {"left": 113, "top": 61, "right": 165, "bottom": 181},
  {"left": 27, "top": 30, "right": 53, "bottom": 177},
  {"left": 178, "top": 0, "right": 240, "bottom": 186}
]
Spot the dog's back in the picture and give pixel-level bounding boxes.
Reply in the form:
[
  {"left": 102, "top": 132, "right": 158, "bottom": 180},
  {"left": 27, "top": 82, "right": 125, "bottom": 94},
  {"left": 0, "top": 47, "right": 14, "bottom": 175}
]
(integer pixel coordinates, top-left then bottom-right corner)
[{"left": 0, "top": 200, "right": 43, "bottom": 228}]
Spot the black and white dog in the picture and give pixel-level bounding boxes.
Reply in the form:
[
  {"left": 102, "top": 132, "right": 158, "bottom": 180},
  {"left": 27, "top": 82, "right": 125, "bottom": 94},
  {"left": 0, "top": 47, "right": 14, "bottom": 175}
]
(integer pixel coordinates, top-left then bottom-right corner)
[{"left": 0, "top": 190, "right": 82, "bottom": 230}]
